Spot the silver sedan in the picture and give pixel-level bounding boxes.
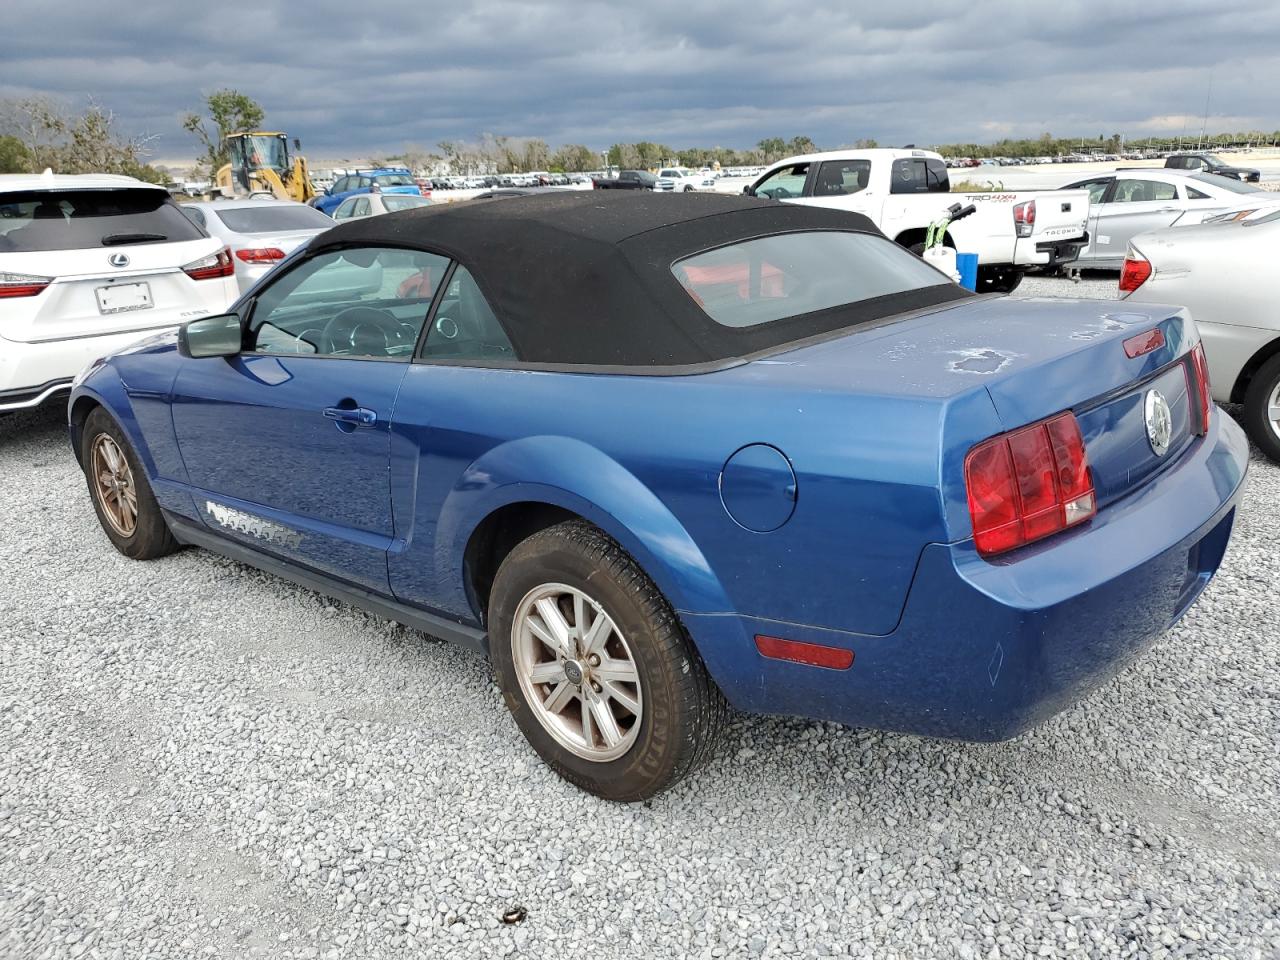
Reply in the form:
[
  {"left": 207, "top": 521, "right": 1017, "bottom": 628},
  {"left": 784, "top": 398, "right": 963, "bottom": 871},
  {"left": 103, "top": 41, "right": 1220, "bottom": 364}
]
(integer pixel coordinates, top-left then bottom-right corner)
[
  {"left": 180, "top": 199, "right": 334, "bottom": 294},
  {"left": 1121, "top": 208, "right": 1280, "bottom": 461},
  {"left": 1059, "top": 170, "right": 1279, "bottom": 269},
  {"left": 331, "top": 193, "right": 433, "bottom": 221}
]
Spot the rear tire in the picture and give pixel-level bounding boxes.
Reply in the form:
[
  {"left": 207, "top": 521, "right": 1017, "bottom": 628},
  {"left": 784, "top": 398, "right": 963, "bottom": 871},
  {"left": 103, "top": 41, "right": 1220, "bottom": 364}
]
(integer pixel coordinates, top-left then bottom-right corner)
[
  {"left": 489, "top": 520, "right": 727, "bottom": 801},
  {"left": 1242, "top": 353, "right": 1280, "bottom": 464},
  {"left": 80, "top": 408, "right": 179, "bottom": 560}
]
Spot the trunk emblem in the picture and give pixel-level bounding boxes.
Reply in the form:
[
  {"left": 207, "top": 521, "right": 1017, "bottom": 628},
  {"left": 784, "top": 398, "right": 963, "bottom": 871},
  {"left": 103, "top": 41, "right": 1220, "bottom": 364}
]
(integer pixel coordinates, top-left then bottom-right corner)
[
  {"left": 108, "top": 253, "right": 130, "bottom": 268},
  {"left": 1144, "top": 390, "right": 1173, "bottom": 456}
]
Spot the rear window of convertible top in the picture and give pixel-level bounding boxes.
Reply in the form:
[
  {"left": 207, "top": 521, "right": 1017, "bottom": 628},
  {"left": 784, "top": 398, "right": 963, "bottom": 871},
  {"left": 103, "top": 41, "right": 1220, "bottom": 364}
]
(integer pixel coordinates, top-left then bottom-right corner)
[{"left": 671, "top": 230, "right": 951, "bottom": 328}]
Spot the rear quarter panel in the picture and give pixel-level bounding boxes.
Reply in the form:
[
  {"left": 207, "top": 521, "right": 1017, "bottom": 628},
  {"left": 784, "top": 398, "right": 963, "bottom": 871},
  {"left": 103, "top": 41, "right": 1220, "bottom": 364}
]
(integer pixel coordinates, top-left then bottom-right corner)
[{"left": 386, "top": 361, "right": 971, "bottom": 638}]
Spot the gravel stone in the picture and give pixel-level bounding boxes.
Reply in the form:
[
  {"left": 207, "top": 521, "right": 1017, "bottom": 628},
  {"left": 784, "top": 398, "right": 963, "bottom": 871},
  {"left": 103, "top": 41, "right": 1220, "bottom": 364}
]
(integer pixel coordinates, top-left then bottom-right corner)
[{"left": 1, "top": 274, "right": 1277, "bottom": 958}]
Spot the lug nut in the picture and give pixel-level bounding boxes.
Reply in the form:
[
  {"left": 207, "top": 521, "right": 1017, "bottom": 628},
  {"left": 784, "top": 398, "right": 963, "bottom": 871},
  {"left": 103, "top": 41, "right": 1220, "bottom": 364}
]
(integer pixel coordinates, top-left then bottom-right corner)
[
  {"left": 591, "top": 681, "right": 602, "bottom": 693},
  {"left": 587, "top": 654, "right": 600, "bottom": 666}
]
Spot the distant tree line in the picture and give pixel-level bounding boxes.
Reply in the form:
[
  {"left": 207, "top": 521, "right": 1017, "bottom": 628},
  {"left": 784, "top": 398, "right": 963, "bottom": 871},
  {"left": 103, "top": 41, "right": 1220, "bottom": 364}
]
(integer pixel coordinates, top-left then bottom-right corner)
[{"left": 0, "top": 97, "right": 167, "bottom": 182}]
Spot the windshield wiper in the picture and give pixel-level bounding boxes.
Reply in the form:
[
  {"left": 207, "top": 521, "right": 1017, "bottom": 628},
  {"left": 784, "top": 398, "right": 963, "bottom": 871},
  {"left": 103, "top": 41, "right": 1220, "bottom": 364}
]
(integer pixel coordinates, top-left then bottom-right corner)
[{"left": 101, "top": 233, "right": 167, "bottom": 246}]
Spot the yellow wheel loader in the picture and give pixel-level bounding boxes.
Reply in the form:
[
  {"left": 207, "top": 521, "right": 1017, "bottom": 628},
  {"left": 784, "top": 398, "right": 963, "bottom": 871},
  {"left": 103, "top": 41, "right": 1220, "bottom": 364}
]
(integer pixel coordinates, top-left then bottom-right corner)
[{"left": 214, "top": 132, "right": 316, "bottom": 203}]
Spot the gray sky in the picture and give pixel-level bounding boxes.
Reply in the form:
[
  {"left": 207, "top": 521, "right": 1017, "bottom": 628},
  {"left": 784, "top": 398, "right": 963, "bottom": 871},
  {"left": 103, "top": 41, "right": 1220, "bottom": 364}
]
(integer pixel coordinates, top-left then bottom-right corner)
[{"left": 4, "top": 0, "right": 1278, "bottom": 163}]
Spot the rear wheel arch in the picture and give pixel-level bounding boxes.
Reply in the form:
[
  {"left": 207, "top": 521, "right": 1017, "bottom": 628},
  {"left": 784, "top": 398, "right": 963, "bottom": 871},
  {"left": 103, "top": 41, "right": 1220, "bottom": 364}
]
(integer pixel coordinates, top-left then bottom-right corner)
[
  {"left": 464, "top": 501, "right": 580, "bottom": 625},
  {"left": 1230, "top": 334, "right": 1280, "bottom": 404}
]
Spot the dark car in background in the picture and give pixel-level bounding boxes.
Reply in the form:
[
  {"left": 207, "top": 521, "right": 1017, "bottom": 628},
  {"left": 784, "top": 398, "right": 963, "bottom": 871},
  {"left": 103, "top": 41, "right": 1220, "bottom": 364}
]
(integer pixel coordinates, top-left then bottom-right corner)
[
  {"left": 1165, "top": 153, "right": 1261, "bottom": 183},
  {"left": 592, "top": 170, "right": 658, "bottom": 190}
]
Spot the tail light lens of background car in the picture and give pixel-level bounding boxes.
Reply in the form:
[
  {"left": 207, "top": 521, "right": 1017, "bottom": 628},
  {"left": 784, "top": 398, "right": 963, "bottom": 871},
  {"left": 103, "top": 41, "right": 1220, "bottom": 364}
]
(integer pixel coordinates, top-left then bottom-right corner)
[
  {"left": 1118, "top": 249, "right": 1152, "bottom": 294},
  {"left": 182, "top": 247, "right": 234, "bottom": 281},
  {"left": 965, "top": 412, "right": 1095, "bottom": 557},
  {"left": 1013, "top": 200, "right": 1036, "bottom": 238},
  {"left": 0, "top": 271, "right": 52, "bottom": 298},
  {"left": 234, "top": 247, "right": 286, "bottom": 265},
  {"left": 1186, "top": 343, "right": 1212, "bottom": 436}
]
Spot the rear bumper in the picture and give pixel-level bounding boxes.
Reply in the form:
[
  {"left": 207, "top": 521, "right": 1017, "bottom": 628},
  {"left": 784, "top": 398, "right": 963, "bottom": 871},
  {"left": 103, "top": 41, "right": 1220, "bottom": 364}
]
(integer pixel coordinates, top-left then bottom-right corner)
[
  {"left": 1034, "top": 233, "right": 1087, "bottom": 268},
  {"left": 0, "top": 325, "right": 180, "bottom": 411},
  {"left": 684, "top": 412, "right": 1249, "bottom": 740}
]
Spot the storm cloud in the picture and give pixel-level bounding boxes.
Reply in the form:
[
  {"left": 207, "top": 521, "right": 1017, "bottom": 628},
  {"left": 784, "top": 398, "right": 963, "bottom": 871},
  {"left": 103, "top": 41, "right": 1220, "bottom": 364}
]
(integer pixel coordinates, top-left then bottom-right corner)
[{"left": 3, "top": 0, "right": 1278, "bottom": 162}]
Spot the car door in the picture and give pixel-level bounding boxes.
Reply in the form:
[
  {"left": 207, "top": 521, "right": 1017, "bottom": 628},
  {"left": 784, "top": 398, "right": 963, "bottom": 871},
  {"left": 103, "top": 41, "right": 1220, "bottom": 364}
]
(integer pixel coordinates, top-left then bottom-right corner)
[
  {"left": 799, "top": 159, "right": 874, "bottom": 215},
  {"left": 748, "top": 163, "right": 812, "bottom": 201},
  {"left": 169, "top": 245, "right": 449, "bottom": 592},
  {"left": 1064, "top": 178, "right": 1114, "bottom": 262},
  {"left": 332, "top": 197, "right": 358, "bottom": 221},
  {"left": 1091, "top": 177, "right": 1183, "bottom": 265},
  {"left": 386, "top": 264, "right": 518, "bottom": 618}
]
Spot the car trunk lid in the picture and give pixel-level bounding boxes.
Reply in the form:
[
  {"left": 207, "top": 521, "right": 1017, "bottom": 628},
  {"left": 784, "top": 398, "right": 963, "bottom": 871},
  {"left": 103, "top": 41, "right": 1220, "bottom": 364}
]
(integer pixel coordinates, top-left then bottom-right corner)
[
  {"left": 1, "top": 238, "right": 229, "bottom": 343},
  {"left": 758, "top": 295, "right": 1201, "bottom": 510}
]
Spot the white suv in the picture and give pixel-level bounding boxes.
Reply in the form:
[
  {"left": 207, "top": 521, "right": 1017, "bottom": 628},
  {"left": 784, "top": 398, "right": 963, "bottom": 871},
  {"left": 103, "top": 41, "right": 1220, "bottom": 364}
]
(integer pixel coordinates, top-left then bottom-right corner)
[{"left": 0, "top": 173, "right": 238, "bottom": 412}]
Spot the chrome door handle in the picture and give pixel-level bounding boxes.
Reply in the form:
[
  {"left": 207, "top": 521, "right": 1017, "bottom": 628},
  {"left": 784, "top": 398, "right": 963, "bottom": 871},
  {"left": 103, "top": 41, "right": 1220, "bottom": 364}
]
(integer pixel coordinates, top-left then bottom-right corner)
[
  {"left": 1156, "top": 206, "right": 1178, "bottom": 212},
  {"left": 323, "top": 406, "right": 377, "bottom": 426}
]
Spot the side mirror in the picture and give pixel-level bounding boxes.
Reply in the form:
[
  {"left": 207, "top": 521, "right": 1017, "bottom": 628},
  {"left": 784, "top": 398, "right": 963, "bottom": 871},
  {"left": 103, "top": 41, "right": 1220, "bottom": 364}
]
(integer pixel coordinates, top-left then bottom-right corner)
[
  {"left": 179, "top": 313, "right": 242, "bottom": 359},
  {"left": 293, "top": 138, "right": 301, "bottom": 150}
]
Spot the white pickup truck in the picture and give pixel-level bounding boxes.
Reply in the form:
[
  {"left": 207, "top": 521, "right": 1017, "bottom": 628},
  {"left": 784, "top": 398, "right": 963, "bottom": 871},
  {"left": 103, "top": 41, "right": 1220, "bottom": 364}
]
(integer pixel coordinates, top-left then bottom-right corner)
[{"left": 743, "top": 149, "right": 1090, "bottom": 292}]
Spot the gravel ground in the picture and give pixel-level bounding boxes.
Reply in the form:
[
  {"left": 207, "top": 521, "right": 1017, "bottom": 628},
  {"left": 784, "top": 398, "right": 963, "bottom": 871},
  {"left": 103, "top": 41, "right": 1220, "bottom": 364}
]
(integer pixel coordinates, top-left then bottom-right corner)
[{"left": 1, "top": 275, "right": 1277, "bottom": 960}]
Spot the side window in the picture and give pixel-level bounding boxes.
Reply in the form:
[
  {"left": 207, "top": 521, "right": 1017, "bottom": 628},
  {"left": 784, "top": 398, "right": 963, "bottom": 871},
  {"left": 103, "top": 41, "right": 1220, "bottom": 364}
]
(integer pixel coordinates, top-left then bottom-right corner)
[
  {"left": 181, "top": 206, "right": 207, "bottom": 229},
  {"left": 248, "top": 247, "right": 448, "bottom": 359},
  {"left": 332, "top": 177, "right": 350, "bottom": 193},
  {"left": 1186, "top": 186, "right": 1210, "bottom": 200},
  {"left": 1076, "top": 179, "right": 1111, "bottom": 204},
  {"left": 420, "top": 265, "right": 514, "bottom": 362},
  {"left": 889, "top": 159, "right": 948, "bottom": 194},
  {"left": 814, "top": 160, "right": 871, "bottom": 197},
  {"left": 1112, "top": 179, "right": 1176, "bottom": 203},
  {"left": 752, "top": 163, "right": 809, "bottom": 200},
  {"left": 351, "top": 197, "right": 370, "bottom": 218},
  {"left": 332, "top": 199, "right": 355, "bottom": 220},
  {"left": 357, "top": 176, "right": 372, "bottom": 189}
]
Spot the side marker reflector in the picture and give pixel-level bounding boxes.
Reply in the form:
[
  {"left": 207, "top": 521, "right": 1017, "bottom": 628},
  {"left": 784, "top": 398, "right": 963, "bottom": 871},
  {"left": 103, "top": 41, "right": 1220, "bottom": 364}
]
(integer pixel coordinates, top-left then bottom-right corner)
[{"left": 755, "top": 635, "right": 854, "bottom": 670}]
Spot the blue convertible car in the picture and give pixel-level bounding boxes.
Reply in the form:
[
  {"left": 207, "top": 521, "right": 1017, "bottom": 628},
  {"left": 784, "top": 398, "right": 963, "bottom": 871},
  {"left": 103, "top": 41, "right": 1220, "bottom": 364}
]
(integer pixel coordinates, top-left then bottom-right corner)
[{"left": 69, "top": 193, "right": 1248, "bottom": 799}]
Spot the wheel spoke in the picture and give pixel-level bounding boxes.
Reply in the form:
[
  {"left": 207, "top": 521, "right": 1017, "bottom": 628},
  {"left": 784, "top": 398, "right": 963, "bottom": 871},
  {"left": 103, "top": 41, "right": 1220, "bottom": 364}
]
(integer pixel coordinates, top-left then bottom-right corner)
[
  {"left": 542, "top": 680, "right": 577, "bottom": 715},
  {"left": 572, "top": 592, "right": 587, "bottom": 641},
  {"left": 101, "top": 440, "right": 121, "bottom": 474},
  {"left": 588, "top": 695, "right": 622, "bottom": 748},
  {"left": 599, "top": 679, "right": 640, "bottom": 716},
  {"left": 528, "top": 661, "right": 565, "bottom": 685},
  {"left": 593, "top": 657, "right": 638, "bottom": 683},
  {"left": 533, "top": 598, "right": 573, "bottom": 658},
  {"left": 1268, "top": 401, "right": 1280, "bottom": 422},
  {"left": 582, "top": 612, "right": 612, "bottom": 657}
]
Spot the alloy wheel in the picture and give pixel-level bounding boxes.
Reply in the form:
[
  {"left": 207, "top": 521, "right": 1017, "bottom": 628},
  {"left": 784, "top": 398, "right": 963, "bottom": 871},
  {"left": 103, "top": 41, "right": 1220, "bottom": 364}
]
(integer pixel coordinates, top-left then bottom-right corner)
[
  {"left": 511, "top": 583, "right": 643, "bottom": 762},
  {"left": 91, "top": 434, "right": 138, "bottom": 537}
]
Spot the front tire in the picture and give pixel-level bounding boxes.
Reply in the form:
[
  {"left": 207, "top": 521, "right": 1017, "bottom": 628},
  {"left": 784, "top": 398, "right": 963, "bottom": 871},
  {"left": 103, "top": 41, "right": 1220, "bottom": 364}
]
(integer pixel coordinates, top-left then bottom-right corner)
[
  {"left": 1242, "top": 353, "right": 1280, "bottom": 463},
  {"left": 489, "top": 521, "right": 726, "bottom": 801},
  {"left": 80, "top": 408, "right": 179, "bottom": 560}
]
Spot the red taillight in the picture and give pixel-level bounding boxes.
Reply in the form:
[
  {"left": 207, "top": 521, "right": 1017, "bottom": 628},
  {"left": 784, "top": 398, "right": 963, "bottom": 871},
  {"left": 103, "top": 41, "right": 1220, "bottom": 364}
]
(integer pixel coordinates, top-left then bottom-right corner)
[
  {"left": 965, "top": 412, "right": 1095, "bottom": 557},
  {"left": 234, "top": 247, "right": 286, "bottom": 265},
  {"left": 183, "top": 247, "right": 234, "bottom": 281},
  {"left": 1122, "top": 327, "right": 1165, "bottom": 359},
  {"left": 1119, "top": 252, "right": 1152, "bottom": 294},
  {"left": 0, "top": 272, "right": 52, "bottom": 298},
  {"left": 1185, "top": 342, "right": 1212, "bottom": 436},
  {"left": 755, "top": 635, "right": 854, "bottom": 670},
  {"left": 1013, "top": 199, "right": 1036, "bottom": 238}
]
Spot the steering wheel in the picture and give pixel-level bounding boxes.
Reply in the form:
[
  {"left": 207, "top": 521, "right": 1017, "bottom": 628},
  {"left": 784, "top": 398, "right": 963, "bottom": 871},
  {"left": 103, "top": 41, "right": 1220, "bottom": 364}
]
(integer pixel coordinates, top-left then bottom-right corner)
[{"left": 321, "top": 307, "right": 408, "bottom": 356}]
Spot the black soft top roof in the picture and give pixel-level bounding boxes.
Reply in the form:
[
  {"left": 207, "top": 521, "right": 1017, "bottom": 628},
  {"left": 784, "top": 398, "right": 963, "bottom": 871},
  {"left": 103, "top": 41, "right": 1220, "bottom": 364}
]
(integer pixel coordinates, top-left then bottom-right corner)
[{"left": 313, "top": 192, "right": 968, "bottom": 369}]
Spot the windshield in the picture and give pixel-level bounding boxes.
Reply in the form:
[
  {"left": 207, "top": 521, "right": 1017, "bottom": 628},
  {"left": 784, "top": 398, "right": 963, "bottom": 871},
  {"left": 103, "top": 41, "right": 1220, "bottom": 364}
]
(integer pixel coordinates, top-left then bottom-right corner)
[
  {"left": 375, "top": 173, "right": 416, "bottom": 187},
  {"left": 0, "top": 189, "right": 204, "bottom": 252},
  {"left": 382, "top": 195, "right": 432, "bottom": 212},
  {"left": 242, "top": 136, "right": 287, "bottom": 171},
  {"left": 214, "top": 205, "right": 334, "bottom": 233},
  {"left": 672, "top": 231, "right": 950, "bottom": 328},
  {"left": 1191, "top": 173, "right": 1262, "bottom": 194}
]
